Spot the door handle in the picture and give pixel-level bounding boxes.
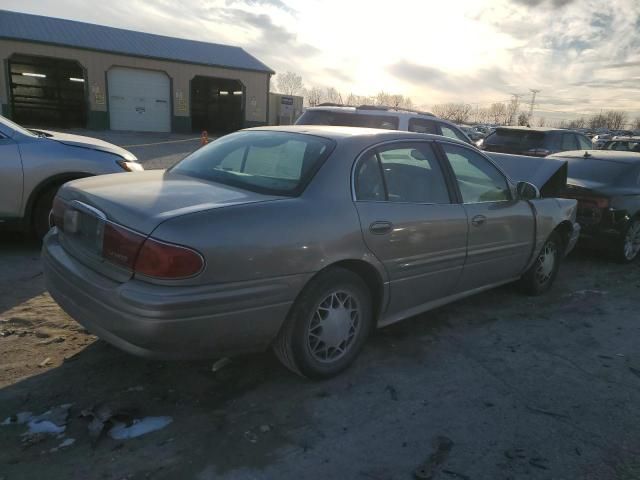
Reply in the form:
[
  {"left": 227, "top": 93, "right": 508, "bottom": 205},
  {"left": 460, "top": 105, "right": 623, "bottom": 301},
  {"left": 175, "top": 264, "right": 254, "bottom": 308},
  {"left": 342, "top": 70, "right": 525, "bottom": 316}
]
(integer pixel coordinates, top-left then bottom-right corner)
[
  {"left": 471, "top": 215, "right": 487, "bottom": 227},
  {"left": 369, "top": 221, "right": 393, "bottom": 235}
]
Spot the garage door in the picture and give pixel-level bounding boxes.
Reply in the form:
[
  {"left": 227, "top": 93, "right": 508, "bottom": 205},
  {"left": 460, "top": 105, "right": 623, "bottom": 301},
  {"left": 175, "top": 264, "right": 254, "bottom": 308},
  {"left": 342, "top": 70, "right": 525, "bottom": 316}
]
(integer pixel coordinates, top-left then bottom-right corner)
[{"left": 107, "top": 68, "right": 170, "bottom": 132}]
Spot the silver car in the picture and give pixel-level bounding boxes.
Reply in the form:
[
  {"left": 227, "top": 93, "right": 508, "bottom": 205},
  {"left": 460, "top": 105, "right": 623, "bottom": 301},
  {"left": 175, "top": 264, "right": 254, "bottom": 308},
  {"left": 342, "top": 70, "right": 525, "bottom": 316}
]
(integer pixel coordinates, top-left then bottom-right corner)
[
  {"left": 43, "top": 126, "right": 579, "bottom": 378},
  {"left": 0, "top": 115, "right": 142, "bottom": 238}
]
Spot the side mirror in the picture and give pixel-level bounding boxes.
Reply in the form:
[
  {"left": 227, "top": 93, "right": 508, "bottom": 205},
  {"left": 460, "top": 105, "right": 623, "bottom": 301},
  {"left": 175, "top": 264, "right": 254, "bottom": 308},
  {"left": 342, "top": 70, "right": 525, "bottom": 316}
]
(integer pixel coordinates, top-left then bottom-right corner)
[{"left": 516, "top": 181, "right": 540, "bottom": 200}]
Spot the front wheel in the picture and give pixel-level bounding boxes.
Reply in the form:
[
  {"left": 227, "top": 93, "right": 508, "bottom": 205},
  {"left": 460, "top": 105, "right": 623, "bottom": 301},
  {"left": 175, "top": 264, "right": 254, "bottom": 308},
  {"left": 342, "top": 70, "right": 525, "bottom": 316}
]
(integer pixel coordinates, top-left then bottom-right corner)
[
  {"left": 615, "top": 218, "right": 640, "bottom": 263},
  {"left": 518, "top": 232, "right": 562, "bottom": 296},
  {"left": 273, "top": 268, "right": 373, "bottom": 379}
]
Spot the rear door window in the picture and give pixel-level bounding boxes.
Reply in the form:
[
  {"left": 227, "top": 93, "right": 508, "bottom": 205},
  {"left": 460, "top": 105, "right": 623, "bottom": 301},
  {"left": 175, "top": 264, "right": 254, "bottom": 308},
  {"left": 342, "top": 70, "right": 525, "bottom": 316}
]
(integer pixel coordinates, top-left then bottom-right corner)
[
  {"left": 484, "top": 129, "right": 546, "bottom": 150},
  {"left": 355, "top": 143, "right": 451, "bottom": 204},
  {"left": 408, "top": 118, "right": 438, "bottom": 134},
  {"left": 560, "top": 133, "right": 578, "bottom": 151}
]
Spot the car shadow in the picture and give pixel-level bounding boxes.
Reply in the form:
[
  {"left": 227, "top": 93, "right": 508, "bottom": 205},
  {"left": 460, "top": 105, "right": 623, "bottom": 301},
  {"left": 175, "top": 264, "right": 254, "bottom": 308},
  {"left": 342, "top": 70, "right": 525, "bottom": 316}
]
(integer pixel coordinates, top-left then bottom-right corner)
[{"left": 0, "top": 233, "right": 45, "bottom": 313}]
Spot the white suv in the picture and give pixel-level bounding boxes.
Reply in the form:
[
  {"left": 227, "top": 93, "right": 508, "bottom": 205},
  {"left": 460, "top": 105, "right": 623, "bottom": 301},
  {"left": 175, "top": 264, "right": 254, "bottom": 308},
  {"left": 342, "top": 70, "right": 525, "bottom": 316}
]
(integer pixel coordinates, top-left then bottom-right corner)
[{"left": 296, "top": 105, "right": 473, "bottom": 145}]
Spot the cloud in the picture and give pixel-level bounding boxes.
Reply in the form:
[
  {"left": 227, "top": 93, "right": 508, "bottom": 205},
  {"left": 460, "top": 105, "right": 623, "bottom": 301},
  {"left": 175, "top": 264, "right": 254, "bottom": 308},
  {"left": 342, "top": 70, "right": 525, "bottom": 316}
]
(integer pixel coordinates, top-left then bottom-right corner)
[
  {"left": 224, "top": 0, "right": 296, "bottom": 14},
  {"left": 508, "top": 0, "right": 575, "bottom": 7},
  {"left": 387, "top": 61, "right": 510, "bottom": 96}
]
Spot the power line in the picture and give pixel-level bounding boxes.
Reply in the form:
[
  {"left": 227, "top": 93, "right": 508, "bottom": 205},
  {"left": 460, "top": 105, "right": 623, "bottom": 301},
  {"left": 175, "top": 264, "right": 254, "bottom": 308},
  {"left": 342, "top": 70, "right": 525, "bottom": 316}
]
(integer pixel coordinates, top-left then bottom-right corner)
[{"left": 529, "top": 89, "right": 540, "bottom": 118}]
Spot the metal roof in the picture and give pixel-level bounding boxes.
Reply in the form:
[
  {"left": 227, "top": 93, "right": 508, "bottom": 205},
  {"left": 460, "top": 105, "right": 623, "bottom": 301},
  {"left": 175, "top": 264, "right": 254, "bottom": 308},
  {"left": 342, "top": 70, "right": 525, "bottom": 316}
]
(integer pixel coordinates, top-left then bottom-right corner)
[{"left": 0, "top": 10, "right": 274, "bottom": 74}]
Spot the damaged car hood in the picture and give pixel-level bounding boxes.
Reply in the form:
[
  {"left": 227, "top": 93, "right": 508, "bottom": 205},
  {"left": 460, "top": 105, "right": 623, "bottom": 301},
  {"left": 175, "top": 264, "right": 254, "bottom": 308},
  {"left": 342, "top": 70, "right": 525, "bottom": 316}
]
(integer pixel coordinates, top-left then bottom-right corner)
[
  {"left": 32, "top": 129, "right": 136, "bottom": 161},
  {"left": 488, "top": 152, "right": 568, "bottom": 197}
]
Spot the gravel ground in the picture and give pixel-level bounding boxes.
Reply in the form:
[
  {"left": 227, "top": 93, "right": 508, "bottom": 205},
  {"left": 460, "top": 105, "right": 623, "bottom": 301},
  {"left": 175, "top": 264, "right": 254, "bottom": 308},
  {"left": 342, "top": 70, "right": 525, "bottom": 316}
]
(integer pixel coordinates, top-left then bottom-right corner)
[{"left": 1, "top": 232, "right": 639, "bottom": 479}]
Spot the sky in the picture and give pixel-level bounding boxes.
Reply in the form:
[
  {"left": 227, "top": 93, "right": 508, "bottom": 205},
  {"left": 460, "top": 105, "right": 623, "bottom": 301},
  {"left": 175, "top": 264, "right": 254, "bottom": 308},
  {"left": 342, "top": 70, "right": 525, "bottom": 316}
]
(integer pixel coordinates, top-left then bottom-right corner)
[{"left": 4, "top": 0, "right": 640, "bottom": 123}]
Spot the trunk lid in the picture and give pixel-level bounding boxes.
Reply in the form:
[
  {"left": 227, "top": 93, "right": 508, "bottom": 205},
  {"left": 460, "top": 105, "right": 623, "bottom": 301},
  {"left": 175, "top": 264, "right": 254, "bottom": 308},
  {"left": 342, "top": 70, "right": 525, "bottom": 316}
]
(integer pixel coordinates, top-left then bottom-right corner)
[
  {"left": 55, "top": 171, "right": 285, "bottom": 280},
  {"left": 58, "top": 170, "right": 285, "bottom": 235}
]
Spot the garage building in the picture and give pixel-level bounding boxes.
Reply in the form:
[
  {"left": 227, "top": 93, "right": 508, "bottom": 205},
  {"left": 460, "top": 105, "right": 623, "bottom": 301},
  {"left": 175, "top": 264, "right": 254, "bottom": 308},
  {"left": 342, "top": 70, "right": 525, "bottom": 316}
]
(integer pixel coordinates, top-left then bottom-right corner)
[{"left": 0, "top": 10, "right": 273, "bottom": 133}]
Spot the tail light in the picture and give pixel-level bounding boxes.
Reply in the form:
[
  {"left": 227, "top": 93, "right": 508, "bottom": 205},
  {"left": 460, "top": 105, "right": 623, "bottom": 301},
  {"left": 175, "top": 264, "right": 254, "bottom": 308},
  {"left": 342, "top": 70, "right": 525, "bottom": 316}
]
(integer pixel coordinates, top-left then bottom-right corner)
[
  {"left": 134, "top": 239, "right": 204, "bottom": 279},
  {"left": 102, "top": 223, "right": 146, "bottom": 269},
  {"left": 102, "top": 223, "right": 203, "bottom": 279}
]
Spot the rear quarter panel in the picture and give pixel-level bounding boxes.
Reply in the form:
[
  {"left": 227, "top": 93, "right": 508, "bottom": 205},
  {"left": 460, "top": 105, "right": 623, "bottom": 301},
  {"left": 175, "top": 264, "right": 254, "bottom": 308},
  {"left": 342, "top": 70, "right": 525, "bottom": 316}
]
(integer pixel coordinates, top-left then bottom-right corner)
[{"left": 147, "top": 197, "right": 382, "bottom": 286}]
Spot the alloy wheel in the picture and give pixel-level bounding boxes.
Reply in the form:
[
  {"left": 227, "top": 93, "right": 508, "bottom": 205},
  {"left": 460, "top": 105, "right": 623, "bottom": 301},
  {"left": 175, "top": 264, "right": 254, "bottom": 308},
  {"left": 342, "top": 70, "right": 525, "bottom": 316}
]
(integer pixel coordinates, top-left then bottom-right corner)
[
  {"left": 623, "top": 221, "right": 640, "bottom": 261},
  {"left": 535, "top": 241, "right": 557, "bottom": 286}
]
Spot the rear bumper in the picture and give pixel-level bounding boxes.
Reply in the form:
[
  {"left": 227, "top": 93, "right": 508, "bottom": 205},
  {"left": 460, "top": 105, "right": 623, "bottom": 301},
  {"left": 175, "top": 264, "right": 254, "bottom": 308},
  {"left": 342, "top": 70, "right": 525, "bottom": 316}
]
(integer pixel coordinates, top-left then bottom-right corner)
[{"left": 42, "top": 232, "right": 310, "bottom": 359}]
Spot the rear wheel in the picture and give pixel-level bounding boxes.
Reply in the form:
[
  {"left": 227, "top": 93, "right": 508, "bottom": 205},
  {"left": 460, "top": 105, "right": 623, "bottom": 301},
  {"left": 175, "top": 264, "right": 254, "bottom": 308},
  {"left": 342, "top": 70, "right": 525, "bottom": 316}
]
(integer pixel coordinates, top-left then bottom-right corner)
[
  {"left": 518, "top": 232, "right": 562, "bottom": 295},
  {"left": 273, "top": 268, "right": 373, "bottom": 379},
  {"left": 616, "top": 218, "right": 640, "bottom": 263},
  {"left": 32, "top": 186, "right": 59, "bottom": 240}
]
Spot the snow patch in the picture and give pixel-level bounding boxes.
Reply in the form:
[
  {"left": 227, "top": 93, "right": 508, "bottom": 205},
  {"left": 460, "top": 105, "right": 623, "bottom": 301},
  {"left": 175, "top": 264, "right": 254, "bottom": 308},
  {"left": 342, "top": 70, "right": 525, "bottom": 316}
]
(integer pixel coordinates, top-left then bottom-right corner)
[{"left": 108, "top": 416, "right": 173, "bottom": 440}]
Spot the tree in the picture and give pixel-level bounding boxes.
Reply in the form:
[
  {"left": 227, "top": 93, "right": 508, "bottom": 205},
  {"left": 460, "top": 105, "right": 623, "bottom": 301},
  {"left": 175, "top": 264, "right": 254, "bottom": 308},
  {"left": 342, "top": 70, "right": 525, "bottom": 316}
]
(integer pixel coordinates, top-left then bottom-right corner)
[
  {"left": 633, "top": 117, "right": 640, "bottom": 131},
  {"left": 517, "top": 112, "right": 530, "bottom": 126},
  {"left": 488, "top": 102, "right": 507, "bottom": 125},
  {"left": 506, "top": 97, "right": 520, "bottom": 126},
  {"left": 537, "top": 116, "right": 546, "bottom": 127},
  {"left": 605, "top": 110, "right": 627, "bottom": 130},
  {"left": 276, "top": 71, "right": 304, "bottom": 96},
  {"left": 324, "top": 87, "right": 343, "bottom": 104},
  {"left": 305, "top": 86, "right": 324, "bottom": 107}
]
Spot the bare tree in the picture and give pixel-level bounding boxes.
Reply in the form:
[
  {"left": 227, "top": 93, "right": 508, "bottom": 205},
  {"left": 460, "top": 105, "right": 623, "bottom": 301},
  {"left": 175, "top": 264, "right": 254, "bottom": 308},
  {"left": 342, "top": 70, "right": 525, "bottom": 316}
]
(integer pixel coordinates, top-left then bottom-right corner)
[
  {"left": 306, "top": 86, "right": 324, "bottom": 107},
  {"left": 633, "top": 117, "right": 640, "bottom": 131},
  {"left": 605, "top": 110, "right": 628, "bottom": 130},
  {"left": 324, "top": 87, "right": 343, "bottom": 104},
  {"left": 276, "top": 71, "right": 304, "bottom": 96},
  {"left": 506, "top": 97, "right": 520, "bottom": 126},
  {"left": 537, "top": 116, "right": 546, "bottom": 127},
  {"left": 488, "top": 102, "right": 507, "bottom": 125}
]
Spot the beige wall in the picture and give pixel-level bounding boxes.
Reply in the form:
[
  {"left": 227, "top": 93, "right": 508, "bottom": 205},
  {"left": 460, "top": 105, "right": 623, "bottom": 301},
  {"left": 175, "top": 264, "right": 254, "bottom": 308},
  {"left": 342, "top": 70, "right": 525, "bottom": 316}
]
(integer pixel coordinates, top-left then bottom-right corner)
[{"left": 0, "top": 39, "right": 270, "bottom": 124}]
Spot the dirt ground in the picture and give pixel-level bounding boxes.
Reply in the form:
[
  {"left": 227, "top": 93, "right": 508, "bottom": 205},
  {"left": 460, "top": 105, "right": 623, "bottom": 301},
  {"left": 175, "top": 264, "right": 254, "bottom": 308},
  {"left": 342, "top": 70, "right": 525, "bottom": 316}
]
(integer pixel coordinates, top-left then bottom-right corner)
[{"left": 1, "top": 231, "right": 640, "bottom": 479}]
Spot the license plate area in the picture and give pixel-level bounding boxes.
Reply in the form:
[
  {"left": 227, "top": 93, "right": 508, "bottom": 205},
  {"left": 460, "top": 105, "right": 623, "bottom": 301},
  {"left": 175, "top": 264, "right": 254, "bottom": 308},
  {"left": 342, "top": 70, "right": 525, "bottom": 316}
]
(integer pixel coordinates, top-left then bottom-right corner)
[{"left": 64, "top": 201, "right": 107, "bottom": 256}]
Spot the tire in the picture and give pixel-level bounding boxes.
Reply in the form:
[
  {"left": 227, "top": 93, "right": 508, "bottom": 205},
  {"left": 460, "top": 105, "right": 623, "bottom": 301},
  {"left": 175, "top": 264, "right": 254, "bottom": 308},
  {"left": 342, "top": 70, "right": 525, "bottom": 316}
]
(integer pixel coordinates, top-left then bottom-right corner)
[
  {"left": 518, "top": 232, "right": 562, "bottom": 296},
  {"left": 32, "top": 186, "right": 59, "bottom": 240},
  {"left": 614, "top": 218, "right": 640, "bottom": 264},
  {"left": 273, "top": 267, "right": 373, "bottom": 379}
]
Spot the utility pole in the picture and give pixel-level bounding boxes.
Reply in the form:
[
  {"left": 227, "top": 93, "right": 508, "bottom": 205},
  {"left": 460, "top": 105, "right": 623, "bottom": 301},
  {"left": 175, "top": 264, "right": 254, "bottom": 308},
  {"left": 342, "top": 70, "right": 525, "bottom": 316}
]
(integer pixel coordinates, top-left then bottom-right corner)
[{"left": 529, "top": 89, "right": 540, "bottom": 120}]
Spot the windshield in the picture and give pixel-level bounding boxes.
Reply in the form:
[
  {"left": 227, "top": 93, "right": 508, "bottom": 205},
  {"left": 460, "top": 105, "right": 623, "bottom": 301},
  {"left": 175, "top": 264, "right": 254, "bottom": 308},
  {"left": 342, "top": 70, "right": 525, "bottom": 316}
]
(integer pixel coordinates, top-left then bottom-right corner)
[
  {"left": 485, "top": 129, "right": 546, "bottom": 150},
  {"left": 171, "top": 131, "right": 335, "bottom": 196},
  {"left": 0, "top": 115, "right": 36, "bottom": 138},
  {"left": 296, "top": 110, "right": 399, "bottom": 130},
  {"left": 567, "top": 158, "right": 635, "bottom": 185}
]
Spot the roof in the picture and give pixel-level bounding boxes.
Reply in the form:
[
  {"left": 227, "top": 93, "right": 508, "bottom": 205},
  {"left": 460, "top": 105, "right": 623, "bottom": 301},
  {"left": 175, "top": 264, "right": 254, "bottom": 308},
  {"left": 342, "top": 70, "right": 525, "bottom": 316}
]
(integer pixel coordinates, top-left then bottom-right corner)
[
  {"left": 0, "top": 10, "right": 274, "bottom": 74},
  {"left": 308, "top": 105, "right": 435, "bottom": 117},
  {"left": 246, "top": 124, "right": 462, "bottom": 142},
  {"left": 495, "top": 126, "right": 565, "bottom": 132},
  {"left": 550, "top": 150, "right": 640, "bottom": 164}
]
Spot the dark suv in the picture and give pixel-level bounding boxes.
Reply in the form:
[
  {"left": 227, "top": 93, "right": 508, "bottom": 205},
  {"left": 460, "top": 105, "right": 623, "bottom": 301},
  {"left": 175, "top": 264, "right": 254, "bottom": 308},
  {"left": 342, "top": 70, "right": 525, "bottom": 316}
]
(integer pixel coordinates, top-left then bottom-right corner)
[{"left": 479, "top": 127, "right": 592, "bottom": 157}]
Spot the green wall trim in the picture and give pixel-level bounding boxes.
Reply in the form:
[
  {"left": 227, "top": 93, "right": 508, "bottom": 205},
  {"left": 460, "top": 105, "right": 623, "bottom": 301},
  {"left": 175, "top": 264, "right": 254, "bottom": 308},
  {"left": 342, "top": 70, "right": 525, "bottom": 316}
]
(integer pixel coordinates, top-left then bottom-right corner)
[
  {"left": 172, "top": 116, "right": 192, "bottom": 133},
  {"left": 87, "top": 110, "right": 109, "bottom": 130}
]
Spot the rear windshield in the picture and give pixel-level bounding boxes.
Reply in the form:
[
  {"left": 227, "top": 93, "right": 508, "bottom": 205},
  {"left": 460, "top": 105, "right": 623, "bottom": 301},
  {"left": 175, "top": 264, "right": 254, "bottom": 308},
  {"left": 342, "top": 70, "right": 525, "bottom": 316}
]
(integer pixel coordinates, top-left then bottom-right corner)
[
  {"left": 567, "top": 158, "right": 635, "bottom": 184},
  {"left": 171, "top": 131, "right": 335, "bottom": 196},
  {"left": 296, "top": 110, "right": 399, "bottom": 130},
  {"left": 484, "top": 129, "right": 546, "bottom": 149}
]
